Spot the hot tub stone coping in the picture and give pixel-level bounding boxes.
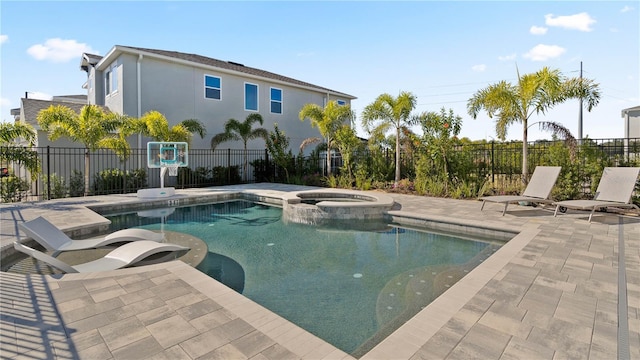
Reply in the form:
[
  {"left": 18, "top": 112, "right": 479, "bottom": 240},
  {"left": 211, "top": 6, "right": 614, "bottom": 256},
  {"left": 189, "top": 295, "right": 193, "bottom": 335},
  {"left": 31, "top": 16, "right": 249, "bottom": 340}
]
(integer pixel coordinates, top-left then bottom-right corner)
[{"left": 282, "top": 189, "right": 395, "bottom": 208}]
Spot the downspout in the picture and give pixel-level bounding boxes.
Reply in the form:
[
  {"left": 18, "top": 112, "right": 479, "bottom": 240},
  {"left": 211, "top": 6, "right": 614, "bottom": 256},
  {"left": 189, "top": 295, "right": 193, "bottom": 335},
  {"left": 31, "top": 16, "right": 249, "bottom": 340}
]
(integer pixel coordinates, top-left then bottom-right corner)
[{"left": 137, "top": 54, "right": 143, "bottom": 165}]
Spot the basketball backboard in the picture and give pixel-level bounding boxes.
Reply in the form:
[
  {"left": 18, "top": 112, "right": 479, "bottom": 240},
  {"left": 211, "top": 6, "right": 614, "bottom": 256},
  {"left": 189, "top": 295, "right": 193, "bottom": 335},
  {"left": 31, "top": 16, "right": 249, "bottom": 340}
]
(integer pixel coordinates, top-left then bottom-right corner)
[{"left": 147, "top": 142, "right": 188, "bottom": 168}]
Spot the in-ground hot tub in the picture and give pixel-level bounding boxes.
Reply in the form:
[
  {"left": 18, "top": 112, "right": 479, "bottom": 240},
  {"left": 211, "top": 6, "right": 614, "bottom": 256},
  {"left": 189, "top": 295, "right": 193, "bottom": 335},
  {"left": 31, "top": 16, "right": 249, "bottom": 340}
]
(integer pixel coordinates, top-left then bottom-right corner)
[{"left": 281, "top": 189, "right": 395, "bottom": 226}]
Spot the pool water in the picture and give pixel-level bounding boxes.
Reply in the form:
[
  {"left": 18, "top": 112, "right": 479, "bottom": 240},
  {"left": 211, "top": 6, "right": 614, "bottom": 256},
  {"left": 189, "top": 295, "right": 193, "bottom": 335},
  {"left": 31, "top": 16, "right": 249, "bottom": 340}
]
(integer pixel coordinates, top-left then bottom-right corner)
[{"left": 105, "top": 200, "right": 502, "bottom": 355}]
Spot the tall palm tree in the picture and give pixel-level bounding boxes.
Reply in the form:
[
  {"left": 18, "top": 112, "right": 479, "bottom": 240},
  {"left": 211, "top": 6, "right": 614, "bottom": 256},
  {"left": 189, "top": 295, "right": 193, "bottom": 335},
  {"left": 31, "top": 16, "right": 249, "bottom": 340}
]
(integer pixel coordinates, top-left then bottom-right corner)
[
  {"left": 299, "top": 101, "right": 355, "bottom": 177},
  {"left": 361, "top": 91, "right": 418, "bottom": 185},
  {"left": 37, "top": 104, "right": 131, "bottom": 196},
  {"left": 467, "top": 66, "right": 600, "bottom": 183},
  {"left": 132, "top": 110, "right": 206, "bottom": 143},
  {"left": 0, "top": 122, "right": 40, "bottom": 179},
  {"left": 210, "top": 113, "right": 268, "bottom": 182}
]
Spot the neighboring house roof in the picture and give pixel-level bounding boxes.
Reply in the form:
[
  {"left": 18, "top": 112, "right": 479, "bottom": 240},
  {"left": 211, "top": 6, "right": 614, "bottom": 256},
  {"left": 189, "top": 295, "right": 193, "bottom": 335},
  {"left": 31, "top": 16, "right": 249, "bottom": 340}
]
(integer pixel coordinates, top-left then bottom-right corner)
[
  {"left": 91, "top": 45, "right": 356, "bottom": 100},
  {"left": 621, "top": 105, "right": 640, "bottom": 117},
  {"left": 52, "top": 95, "right": 88, "bottom": 103},
  {"left": 19, "top": 98, "right": 107, "bottom": 129}
]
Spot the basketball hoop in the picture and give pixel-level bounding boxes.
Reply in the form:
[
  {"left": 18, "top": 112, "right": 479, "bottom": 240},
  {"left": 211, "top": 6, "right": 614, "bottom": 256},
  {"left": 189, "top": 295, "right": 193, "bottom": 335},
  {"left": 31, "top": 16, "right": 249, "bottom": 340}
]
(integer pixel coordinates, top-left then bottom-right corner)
[{"left": 166, "top": 164, "right": 179, "bottom": 177}]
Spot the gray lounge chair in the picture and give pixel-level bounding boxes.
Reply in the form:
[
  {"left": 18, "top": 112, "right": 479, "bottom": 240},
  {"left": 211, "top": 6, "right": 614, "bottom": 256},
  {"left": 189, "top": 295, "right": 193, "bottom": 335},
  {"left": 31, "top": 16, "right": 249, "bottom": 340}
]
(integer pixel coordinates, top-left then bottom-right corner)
[
  {"left": 553, "top": 167, "right": 640, "bottom": 222},
  {"left": 14, "top": 240, "right": 188, "bottom": 273},
  {"left": 19, "top": 216, "right": 164, "bottom": 255},
  {"left": 480, "top": 166, "right": 562, "bottom": 216}
]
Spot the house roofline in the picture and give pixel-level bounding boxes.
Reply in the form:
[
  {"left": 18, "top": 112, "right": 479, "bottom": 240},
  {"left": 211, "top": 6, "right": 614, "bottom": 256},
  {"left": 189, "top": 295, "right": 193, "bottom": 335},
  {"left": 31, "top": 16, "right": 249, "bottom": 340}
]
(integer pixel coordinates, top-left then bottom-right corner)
[
  {"left": 621, "top": 105, "right": 640, "bottom": 117},
  {"left": 90, "top": 45, "right": 357, "bottom": 100}
]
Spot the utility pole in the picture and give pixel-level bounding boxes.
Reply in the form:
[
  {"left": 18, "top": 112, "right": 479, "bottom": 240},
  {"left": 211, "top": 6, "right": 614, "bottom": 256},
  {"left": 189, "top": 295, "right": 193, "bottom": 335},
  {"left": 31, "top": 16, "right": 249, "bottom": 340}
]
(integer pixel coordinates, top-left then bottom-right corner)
[{"left": 578, "top": 61, "right": 583, "bottom": 142}]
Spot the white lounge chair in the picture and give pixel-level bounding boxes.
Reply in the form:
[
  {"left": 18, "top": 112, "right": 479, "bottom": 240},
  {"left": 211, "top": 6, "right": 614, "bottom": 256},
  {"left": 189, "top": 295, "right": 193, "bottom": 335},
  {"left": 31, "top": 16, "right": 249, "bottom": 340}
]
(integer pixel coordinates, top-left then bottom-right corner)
[
  {"left": 19, "top": 216, "right": 164, "bottom": 254},
  {"left": 14, "top": 240, "right": 188, "bottom": 273},
  {"left": 553, "top": 167, "right": 640, "bottom": 222},
  {"left": 480, "top": 166, "right": 562, "bottom": 216}
]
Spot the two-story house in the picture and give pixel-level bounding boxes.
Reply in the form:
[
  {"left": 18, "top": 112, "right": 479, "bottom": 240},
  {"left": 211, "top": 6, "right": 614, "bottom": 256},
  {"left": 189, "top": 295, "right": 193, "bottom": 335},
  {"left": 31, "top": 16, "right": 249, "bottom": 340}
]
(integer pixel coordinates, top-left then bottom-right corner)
[{"left": 80, "top": 45, "right": 357, "bottom": 151}]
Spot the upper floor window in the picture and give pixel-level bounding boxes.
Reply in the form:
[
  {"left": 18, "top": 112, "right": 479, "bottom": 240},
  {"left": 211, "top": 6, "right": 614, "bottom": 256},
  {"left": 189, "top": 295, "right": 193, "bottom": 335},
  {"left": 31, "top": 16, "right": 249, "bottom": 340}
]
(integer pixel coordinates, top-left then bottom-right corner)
[
  {"left": 205, "top": 75, "right": 221, "bottom": 100},
  {"left": 245, "top": 83, "right": 258, "bottom": 111},
  {"left": 105, "top": 63, "right": 118, "bottom": 95},
  {"left": 337, "top": 100, "right": 346, "bottom": 106},
  {"left": 270, "top": 87, "right": 282, "bottom": 114},
  {"left": 105, "top": 71, "right": 111, "bottom": 94}
]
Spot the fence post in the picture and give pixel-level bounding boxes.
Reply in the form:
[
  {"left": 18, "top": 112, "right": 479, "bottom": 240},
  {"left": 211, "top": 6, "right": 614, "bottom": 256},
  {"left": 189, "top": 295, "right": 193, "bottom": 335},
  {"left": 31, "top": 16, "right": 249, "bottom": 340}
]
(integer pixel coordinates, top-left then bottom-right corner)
[
  {"left": 264, "top": 149, "right": 269, "bottom": 182},
  {"left": 490, "top": 141, "right": 495, "bottom": 184},
  {"left": 123, "top": 159, "right": 127, "bottom": 194},
  {"left": 46, "top": 146, "right": 51, "bottom": 200},
  {"left": 227, "top": 149, "right": 231, "bottom": 184}
]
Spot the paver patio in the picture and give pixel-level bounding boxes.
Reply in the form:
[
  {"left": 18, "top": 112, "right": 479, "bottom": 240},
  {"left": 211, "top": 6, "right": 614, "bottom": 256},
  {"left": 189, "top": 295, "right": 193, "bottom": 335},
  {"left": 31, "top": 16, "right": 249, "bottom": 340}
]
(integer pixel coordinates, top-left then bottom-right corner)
[{"left": 1, "top": 184, "right": 638, "bottom": 359}]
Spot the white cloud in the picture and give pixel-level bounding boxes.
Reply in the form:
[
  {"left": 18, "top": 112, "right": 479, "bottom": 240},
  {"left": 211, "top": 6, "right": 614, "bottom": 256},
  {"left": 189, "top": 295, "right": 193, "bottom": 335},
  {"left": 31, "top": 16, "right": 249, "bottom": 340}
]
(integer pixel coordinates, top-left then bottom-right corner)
[
  {"left": 471, "top": 64, "right": 486, "bottom": 72},
  {"left": 0, "top": 35, "right": 7, "bottom": 44},
  {"left": 0, "top": 97, "right": 10, "bottom": 108},
  {"left": 530, "top": 26, "right": 548, "bottom": 35},
  {"left": 523, "top": 44, "right": 566, "bottom": 61},
  {"left": 27, "top": 38, "right": 97, "bottom": 63},
  {"left": 27, "top": 92, "right": 53, "bottom": 100},
  {"left": 498, "top": 53, "right": 517, "bottom": 61},
  {"left": 544, "top": 12, "right": 596, "bottom": 32},
  {"left": 621, "top": 6, "right": 634, "bottom": 13}
]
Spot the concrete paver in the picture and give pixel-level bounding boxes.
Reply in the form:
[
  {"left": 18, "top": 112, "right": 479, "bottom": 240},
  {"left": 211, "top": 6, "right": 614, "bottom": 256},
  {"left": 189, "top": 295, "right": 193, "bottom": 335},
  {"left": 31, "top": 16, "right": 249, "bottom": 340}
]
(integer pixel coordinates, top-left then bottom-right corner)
[{"left": 1, "top": 183, "right": 639, "bottom": 359}]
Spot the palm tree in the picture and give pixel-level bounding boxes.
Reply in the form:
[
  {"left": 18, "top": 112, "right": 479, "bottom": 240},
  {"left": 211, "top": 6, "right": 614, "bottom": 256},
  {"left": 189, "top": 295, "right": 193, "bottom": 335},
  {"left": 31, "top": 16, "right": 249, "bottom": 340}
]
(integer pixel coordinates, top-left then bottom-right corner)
[
  {"left": 133, "top": 110, "right": 206, "bottom": 143},
  {"left": 333, "top": 124, "right": 362, "bottom": 181},
  {"left": 0, "top": 122, "right": 37, "bottom": 145},
  {"left": 299, "top": 100, "right": 354, "bottom": 177},
  {"left": 37, "top": 104, "right": 131, "bottom": 196},
  {"left": 467, "top": 66, "right": 600, "bottom": 183},
  {"left": 361, "top": 91, "right": 418, "bottom": 185},
  {"left": 0, "top": 122, "right": 40, "bottom": 179},
  {"left": 210, "top": 113, "right": 268, "bottom": 182}
]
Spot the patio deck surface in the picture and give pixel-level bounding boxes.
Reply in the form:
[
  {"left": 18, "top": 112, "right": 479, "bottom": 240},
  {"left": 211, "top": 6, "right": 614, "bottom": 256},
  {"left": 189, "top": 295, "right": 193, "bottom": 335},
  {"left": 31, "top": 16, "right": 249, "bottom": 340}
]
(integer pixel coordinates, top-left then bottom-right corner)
[{"left": 1, "top": 183, "right": 638, "bottom": 359}]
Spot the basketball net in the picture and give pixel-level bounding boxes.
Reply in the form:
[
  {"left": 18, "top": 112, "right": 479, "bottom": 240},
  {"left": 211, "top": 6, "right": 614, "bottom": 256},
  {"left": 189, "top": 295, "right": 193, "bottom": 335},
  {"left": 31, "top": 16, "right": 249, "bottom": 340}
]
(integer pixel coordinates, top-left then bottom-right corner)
[{"left": 167, "top": 164, "right": 179, "bottom": 177}]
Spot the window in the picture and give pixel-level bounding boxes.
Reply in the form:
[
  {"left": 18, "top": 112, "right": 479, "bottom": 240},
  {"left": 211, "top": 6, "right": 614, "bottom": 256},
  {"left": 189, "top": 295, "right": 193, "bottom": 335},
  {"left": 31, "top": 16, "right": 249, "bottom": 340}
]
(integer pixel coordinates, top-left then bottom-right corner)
[
  {"left": 270, "top": 87, "right": 282, "bottom": 114},
  {"left": 337, "top": 100, "right": 346, "bottom": 106},
  {"left": 245, "top": 83, "right": 258, "bottom": 111},
  {"left": 105, "top": 71, "right": 111, "bottom": 94},
  {"left": 204, "top": 75, "right": 221, "bottom": 100},
  {"left": 105, "top": 63, "right": 118, "bottom": 95}
]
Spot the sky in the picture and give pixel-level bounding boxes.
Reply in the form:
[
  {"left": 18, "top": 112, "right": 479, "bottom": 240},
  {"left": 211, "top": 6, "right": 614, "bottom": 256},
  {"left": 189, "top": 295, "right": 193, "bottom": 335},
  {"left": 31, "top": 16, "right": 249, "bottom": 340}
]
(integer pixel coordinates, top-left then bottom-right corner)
[{"left": 0, "top": 1, "right": 638, "bottom": 142}]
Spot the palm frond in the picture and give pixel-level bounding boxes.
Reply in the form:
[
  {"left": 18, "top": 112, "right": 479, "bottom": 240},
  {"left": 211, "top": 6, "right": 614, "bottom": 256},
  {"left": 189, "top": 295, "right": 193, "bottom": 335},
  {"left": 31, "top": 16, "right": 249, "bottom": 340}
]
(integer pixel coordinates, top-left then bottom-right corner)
[
  {"left": 299, "top": 137, "right": 322, "bottom": 152},
  {"left": 179, "top": 119, "right": 207, "bottom": 139}
]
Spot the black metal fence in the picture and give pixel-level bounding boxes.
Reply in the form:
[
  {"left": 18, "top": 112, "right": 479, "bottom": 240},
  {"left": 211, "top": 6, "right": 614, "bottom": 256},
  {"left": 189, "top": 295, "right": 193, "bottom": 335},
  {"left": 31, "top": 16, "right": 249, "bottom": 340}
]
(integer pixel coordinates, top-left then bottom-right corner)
[{"left": 1, "top": 137, "right": 639, "bottom": 202}]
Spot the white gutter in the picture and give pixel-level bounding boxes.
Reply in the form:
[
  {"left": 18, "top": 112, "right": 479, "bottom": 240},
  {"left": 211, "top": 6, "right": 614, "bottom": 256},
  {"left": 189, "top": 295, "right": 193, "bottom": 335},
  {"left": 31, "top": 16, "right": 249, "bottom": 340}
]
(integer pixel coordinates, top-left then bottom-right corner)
[{"left": 137, "top": 53, "right": 143, "bottom": 163}]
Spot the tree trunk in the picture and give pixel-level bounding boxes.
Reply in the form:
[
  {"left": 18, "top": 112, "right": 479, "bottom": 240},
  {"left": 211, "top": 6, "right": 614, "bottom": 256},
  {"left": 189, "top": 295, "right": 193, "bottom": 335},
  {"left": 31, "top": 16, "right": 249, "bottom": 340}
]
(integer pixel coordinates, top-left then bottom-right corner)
[
  {"left": 84, "top": 150, "right": 90, "bottom": 196},
  {"left": 522, "top": 120, "right": 528, "bottom": 185},
  {"left": 395, "top": 126, "right": 401, "bottom": 185}
]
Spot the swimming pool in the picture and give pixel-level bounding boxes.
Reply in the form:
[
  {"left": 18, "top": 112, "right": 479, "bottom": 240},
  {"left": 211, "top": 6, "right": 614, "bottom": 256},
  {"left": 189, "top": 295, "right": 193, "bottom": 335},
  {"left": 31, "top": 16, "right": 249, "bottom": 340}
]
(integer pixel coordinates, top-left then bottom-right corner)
[{"left": 105, "top": 200, "right": 503, "bottom": 355}]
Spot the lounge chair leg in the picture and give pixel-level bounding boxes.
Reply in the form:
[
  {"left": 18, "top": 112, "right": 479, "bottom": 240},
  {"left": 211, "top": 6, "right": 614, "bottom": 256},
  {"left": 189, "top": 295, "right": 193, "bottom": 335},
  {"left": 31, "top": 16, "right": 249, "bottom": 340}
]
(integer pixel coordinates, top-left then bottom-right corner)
[
  {"left": 588, "top": 208, "right": 596, "bottom": 223},
  {"left": 481, "top": 201, "right": 486, "bottom": 211},
  {"left": 502, "top": 203, "right": 508, "bottom": 216},
  {"left": 554, "top": 205, "right": 559, "bottom": 217}
]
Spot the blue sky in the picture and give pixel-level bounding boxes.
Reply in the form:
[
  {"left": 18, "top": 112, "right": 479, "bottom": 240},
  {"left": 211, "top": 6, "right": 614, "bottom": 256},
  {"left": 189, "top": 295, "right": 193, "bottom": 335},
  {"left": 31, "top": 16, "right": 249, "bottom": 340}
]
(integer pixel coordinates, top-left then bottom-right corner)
[{"left": 1, "top": 1, "right": 638, "bottom": 142}]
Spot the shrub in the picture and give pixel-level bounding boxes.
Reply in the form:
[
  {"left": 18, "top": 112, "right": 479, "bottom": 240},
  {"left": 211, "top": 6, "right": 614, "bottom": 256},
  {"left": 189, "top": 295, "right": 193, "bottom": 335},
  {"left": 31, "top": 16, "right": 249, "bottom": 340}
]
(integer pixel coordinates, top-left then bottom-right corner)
[
  {"left": 93, "top": 168, "right": 147, "bottom": 195},
  {"left": 42, "top": 173, "right": 68, "bottom": 199},
  {"left": 178, "top": 167, "right": 213, "bottom": 187},
  {"left": 69, "top": 170, "right": 85, "bottom": 197},
  {"left": 1, "top": 175, "right": 30, "bottom": 202}
]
